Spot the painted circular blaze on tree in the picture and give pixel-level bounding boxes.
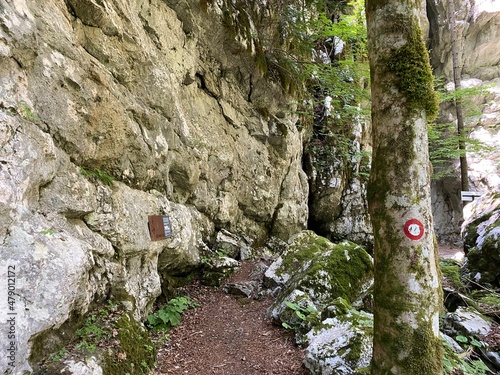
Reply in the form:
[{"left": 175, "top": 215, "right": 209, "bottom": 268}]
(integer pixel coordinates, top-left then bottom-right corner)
[{"left": 404, "top": 219, "right": 424, "bottom": 240}]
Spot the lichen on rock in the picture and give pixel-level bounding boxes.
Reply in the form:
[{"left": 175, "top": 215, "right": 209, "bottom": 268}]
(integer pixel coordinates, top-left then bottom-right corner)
[
  {"left": 303, "top": 310, "right": 373, "bottom": 375},
  {"left": 266, "top": 230, "right": 374, "bottom": 311},
  {"left": 462, "top": 190, "right": 500, "bottom": 285}
]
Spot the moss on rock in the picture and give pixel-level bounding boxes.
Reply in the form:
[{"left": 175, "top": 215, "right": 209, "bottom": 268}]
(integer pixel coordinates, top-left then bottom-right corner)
[
  {"left": 275, "top": 231, "right": 374, "bottom": 306},
  {"left": 101, "top": 313, "right": 156, "bottom": 375},
  {"left": 40, "top": 302, "right": 156, "bottom": 375},
  {"left": 303, "top": 310, "right": 374, "bottom": 374},
  {"left": 267, "top": 230, "right": 374, "bottom": 338},
  {"left": 440, "top": 263, "right": 465, "bottom": 290}
]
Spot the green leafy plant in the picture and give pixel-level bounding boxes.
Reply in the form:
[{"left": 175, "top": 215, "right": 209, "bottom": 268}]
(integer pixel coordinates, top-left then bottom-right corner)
[
  {"left": 428, "top": 121, "right": 493, "bottom": 179},
  {"left": 17, "top": 102, "right": 41, "bottom": 123},
  {"left": 140, "top": 360, "right": 150, "bottom": 371},
  {"left": 146, "top": 296, "right": 198, "bottom": 332},
  {"left": 442, "top": 337, "right": 492, "bottom": 375},
  {"left": 47, "top": 347, "right": 67, "bottom": 362},
  {"left": 39, "top": 229, "right": 56, "bottom": 235},
  {"left": 455, "top": 335, "right": 484, "bottom": 349},
  {"left": 79, "top": 167, "right": 114, "bottom": 186},
  {"left": 281, "top": 300, "right": 319, "bottom": 330},
  {"left": 73, "top": 313, "right": 110, "bottom": 354}
]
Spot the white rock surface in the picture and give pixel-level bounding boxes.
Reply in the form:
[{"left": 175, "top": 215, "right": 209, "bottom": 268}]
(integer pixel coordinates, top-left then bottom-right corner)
[
  {"left": 303, "top": 313, "right": 373, "bottom": 375},
  {"left": 0, "top": 0, "right": 309, "bottom": 372}
]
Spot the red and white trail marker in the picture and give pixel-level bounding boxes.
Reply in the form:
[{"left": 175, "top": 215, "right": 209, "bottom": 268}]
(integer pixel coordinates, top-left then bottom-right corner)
[{"left": 404, "top": 219, "right": 424, "bottom": 241}]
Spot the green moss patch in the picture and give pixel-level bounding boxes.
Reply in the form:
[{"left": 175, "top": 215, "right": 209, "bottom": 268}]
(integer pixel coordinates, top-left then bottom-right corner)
[
  {"left": 40, "top": 302, "right": 156, "bottom": 375},
  {"left": 101, "top": 313, "right": 156, "bottom": 374},
  {"left": 275, "top": 231, "right": 373, "bottom": 306},
  {"left": 440, "top": 262, "right": 465, "bottom": 290},
  {"left": 386, "top": 15, "right": 439, "bottom": 120}
]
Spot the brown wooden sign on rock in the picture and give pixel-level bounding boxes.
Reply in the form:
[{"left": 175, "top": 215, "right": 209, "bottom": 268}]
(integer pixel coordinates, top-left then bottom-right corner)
[{"left": 148, "top": 215, "right": 172, "bottom": 241}]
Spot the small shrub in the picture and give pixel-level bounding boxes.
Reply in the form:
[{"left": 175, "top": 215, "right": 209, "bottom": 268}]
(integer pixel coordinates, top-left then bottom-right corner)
[
  {"left": 79, "top": 167, "right": 114, "bottom": 186},
  {"left": 47, "top": 347, "right": 67, "bottom": 362},
  {"left": 442, "top": 337, "right": 492, "bottom": 375},
  {"left": 281, "top": 300, "right": 319, "bottom": 330},
  {"left": 146, "top": 296, "right": 198, "bottom": 332}
]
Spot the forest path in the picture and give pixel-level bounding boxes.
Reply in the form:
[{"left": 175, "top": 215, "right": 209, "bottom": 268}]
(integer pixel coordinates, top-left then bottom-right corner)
[
  {"left": 150, "top": 260, "right": 308, "bottom": 375},
  {"left": 150, "top": 244, "right": 465, "bottom": 375}
]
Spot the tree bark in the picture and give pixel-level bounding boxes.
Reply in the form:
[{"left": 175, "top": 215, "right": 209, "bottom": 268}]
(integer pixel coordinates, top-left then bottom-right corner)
[{"left": 365, "top": 0, "right": 443, "bottom": 374}]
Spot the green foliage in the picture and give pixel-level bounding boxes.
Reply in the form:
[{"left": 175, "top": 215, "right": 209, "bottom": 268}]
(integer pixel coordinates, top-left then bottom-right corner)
[
  {"left": 216, "top": 0, "right": 371, "bottom": 180},
  {"left": 47, "top": 347, "right": 67, "bottom": 362},
  {"left": 428, "top": 121, "right": 493, "bottom": 179},
  {"left": 436, "top": 83, "right": 488, "bottom": 104},
  {"left": 281, "top": 300, "right": 319, "bottom": 330},
  {"left": 79, "top": 166, "right": 115, "bottom": 186},
  {"left": 39, "top": 229, "right": 56, "bottom": 235},
  {"left": 442, "top": 338, "right": 492, "bottom": 375},
  {"left": 146, "top": 296, "right": 198, "bottom": 332},
  {"left": 476, "top": 293, "right": 500, "bottom": 307},
  {"left": 17, "top": 101, "right": 41, "bottom": 123},
  {"left": 43, "top": 300, "right": 157, "bottom": 375},
  {"left": 300, "top": 1, "right": 371, "bottom": 180},
  {"left": 455, "top": 335, "right": 484, "bottom": 348},
  {"left": 73, "top": 305, "right": 114, "bottom": 354},
  {"left": 429, "top": 83, "right": 493, "bottom": 179}
]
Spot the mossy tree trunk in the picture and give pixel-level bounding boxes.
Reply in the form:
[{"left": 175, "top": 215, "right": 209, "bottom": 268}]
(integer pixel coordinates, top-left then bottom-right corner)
[{"left": 365, "top": 1, "right": 443, "bottom": 374}]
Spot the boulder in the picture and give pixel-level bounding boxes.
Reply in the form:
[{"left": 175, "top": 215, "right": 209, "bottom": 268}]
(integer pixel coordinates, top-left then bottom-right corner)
[
  {"left": 443, "top": 307, "right": 492, "bottom": 338},
  {"left": 61, "top": 358, "right": 103, "bottom": 375},
  {"left": 462, "top": 190, "right": 500, "bottom": 284},
  {"left": 303, "top": 310, "right": 373, "bottom": 375},
  {"left": 213, "top": 229, "right": 252, "bottom": 260},
  {"left": 200, "top": 256, "right": 240, "bottom": 287},
  {"left": 265, "top": 231, "right": 374, "bottom": 310},
  {"left": 223, "top": 281, "right": 260, "bottom": 298}
]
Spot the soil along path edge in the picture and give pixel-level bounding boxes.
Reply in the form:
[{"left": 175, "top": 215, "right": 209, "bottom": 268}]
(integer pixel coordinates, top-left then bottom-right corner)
[{"left": 150, "top": 261, "right": 308, "bottom": 375}]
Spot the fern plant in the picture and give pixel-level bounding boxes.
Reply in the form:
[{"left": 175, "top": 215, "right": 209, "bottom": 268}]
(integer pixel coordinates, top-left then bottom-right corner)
[{"left": 79, "top": 167, "right": 115, "bottom": 186}]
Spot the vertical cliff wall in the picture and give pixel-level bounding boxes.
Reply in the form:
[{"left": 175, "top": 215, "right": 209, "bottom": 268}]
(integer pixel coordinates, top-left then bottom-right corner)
[
  {"left": 0, "top": 0, "right": 308, "bottom": 372},
  {"left": 427, "top": 0, "right": 500, "bottom": 243}
]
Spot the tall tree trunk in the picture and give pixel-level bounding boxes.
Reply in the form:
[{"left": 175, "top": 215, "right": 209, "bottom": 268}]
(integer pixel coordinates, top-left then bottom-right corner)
[
  {"left": 448, "top": 0, "right": 469, "bottom": 192},
  {"left": 365, "top": 0, "right": 443, "bottom": 374}
]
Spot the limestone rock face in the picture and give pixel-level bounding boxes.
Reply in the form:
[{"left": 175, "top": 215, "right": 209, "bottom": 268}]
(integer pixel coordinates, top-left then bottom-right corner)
[
  {"left": 428, "top": 0, "right": 500, "bottom": 243},
  {"left": 0, "top": 0, "right": 308, "bottom": 372},
  {"left": 305, "top": 120, "right": 373, "bottom": 249},
  {"left": 428, "top": 0, "right": 500, "bottom": 81}
]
